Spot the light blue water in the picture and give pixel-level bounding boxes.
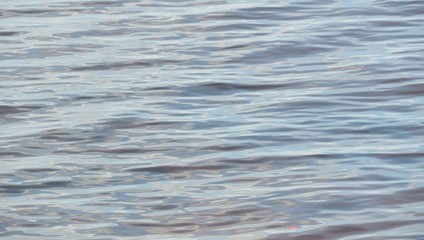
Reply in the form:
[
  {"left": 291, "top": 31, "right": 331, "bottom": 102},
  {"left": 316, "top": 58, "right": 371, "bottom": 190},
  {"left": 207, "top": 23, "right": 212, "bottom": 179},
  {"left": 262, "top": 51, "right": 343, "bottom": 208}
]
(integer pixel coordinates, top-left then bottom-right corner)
[{"left": 1, "top": 0, "right": 424, "bottom": 239}]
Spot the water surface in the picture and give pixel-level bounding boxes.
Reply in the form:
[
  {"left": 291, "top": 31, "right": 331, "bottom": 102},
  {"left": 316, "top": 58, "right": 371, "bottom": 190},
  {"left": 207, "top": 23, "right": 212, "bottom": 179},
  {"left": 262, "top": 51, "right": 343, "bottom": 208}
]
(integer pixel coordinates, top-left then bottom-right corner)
[{"left": 1, "top": 0, "right": 424, "bottom": 239}]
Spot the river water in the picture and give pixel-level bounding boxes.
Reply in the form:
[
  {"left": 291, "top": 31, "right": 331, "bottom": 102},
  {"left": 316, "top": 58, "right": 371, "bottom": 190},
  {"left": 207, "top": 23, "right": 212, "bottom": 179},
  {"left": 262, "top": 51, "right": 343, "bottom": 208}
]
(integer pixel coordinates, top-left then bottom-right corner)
[{"left": 1, "top": 0, "right": 424, "bottom": 239}]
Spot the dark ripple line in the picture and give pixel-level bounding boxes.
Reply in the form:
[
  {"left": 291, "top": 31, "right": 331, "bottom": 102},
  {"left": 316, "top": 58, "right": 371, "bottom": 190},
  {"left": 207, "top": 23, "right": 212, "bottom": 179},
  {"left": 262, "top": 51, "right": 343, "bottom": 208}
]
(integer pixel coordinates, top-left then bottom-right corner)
[
  {"left": 127, "top": 222, "right": 197, "bottom": 228},
  {"left": 200, "top": 144, "right": 259, "bottom": 152},
  {"left": 0, "top": 105, "right": 43, "bottom": 115},
  {"left": 226, "top": 45, "right": 333, "bottom": 64},
  {"left": 21, "top": 168, "right": 59, "bottom": 173},
  {"left": 70, "top": 59, "right": 182, "bottom": 71},
  {"left": 80, "top": 1, "right": 120, "bottom": 6},
  {"left": 125, "top": 164, "right": 232, "bottom": 173},
  {"left": 183, "top": 81, "right": 302, "bottom": 95},
  {"left": 57, "top": 147, "right": 167, "bottom": 155},
  {"left": 0, "top": 8, "right": 84, "bottom": 18},
  {"left": 126, "top": 219, "right": 240, "bottom": 231},
  {"left": 0, "top": 152, "right": 32, "bottom": 157},
  {"left": 0, "top": 31, "right": 23, "bottom": 36},
  {"left": 218, "top": 152, "right": 424, "bottom": 165},
  {"left": 0, "top": 180, "right": 72, "bottom": 194},
  {"left": 199, "top": 6, "right": 318, "bottom": 21},
  {"left": 264, "top": 220, "right": 424, "bottom": 240}
]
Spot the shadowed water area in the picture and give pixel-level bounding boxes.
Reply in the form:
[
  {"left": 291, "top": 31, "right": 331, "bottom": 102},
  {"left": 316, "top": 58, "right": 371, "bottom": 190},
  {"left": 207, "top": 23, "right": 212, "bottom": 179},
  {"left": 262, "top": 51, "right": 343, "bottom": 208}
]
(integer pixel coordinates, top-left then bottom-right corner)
[{"left": 1, "top": 0, "right": 424, "bottom": 239}]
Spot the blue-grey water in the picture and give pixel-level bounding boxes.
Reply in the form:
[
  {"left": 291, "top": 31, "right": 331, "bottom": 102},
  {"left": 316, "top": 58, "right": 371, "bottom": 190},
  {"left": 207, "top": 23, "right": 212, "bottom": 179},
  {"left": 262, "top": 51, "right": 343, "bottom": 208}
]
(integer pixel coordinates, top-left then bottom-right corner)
[{"left": 1, "top": 0, "right": 424, "bottom": 239}]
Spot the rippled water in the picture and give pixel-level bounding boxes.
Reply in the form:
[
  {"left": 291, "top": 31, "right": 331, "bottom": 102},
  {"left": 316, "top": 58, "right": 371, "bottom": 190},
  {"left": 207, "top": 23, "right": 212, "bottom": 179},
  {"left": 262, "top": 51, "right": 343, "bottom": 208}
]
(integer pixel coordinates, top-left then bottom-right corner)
[{"left": 1, "top": 0, "right": 424, "bottom": 239}]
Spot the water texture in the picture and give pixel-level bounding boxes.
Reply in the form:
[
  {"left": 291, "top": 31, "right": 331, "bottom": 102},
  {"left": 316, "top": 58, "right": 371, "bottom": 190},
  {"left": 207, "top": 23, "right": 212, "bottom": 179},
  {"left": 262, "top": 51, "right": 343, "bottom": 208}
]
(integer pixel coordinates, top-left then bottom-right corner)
[{"left": 1, "top": 0, "right": 424, "bottom": 239}]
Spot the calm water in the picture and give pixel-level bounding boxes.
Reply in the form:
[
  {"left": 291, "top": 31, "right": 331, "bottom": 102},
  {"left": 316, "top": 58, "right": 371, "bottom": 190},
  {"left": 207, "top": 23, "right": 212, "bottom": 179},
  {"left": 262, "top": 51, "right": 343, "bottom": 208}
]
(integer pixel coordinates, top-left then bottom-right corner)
[{"left": 1, "top": 0, "right": 424, "bottom": 239}]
